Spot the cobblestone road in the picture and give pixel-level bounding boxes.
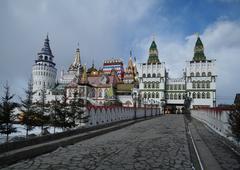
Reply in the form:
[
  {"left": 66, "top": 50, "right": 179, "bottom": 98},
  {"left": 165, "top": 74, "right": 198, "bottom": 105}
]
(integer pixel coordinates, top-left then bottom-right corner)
[
  {"left": 2, "top": 115, "right": 192, "bottom": 170},
  {"left": 192, "top": 118, "right": 240, "bottom": 170}
]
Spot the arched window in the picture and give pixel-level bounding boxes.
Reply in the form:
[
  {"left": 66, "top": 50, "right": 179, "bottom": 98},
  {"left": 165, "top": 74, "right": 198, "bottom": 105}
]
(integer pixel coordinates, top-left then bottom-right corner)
[
  {"left": 156, "top": 92, "right": 159, "bottom": 98},
  {"left": 147, "top": 73, "right": 151, "bottom": 78},
  {"left": 152, "top": 93, "right": 155, "bottom": 98},
  {"left": 178, "top": 84, "right": 181, "bottom": 90},
  {"left": 148, "top": 92, "right": 151, "bottom": 98},
  {"left": 157, "top": 73, "right": 161, "bottom": 77},
  {"left": 166, "top": 93, "right": 169, "bottom": 99},
  {"left": 190, "top": 72, "right": 194, "bottom": 77},
  {"left": 44, "top": 56, "right": 48, "bottom": 60},
  {"left": 202, "top": 81, "right": 205, "bottom": 88},
  {"left": 174, "top": 93, "right": 177, "bottom": 99},
  {"left": 99, "top": 90, "right": 102, "bottom": 97},
  {"left": 206, "top": 81, "right": 210, "bottom": 88},
  {"left": 197, "top": 92, "right": 201, "bottom": 99},
  {"left": 197, "top": 81, "right": 201, "bottom": 88},
  {"left": 152, "top": 83, "right": 155, "bottom": 88},
  {"left": 156, "top": 82, "right": 159, "bottom": 88},
  {"left": 193, "top": 92, "right": 196, "bottom": 99},
  {"left": 178, "top": 94, "right": 181, "bottom": 100},
  {"left": 207, "top": 92, "right": 210, "bottom": 98},
  {"left": 148, "top": 83, "right": 151, "bottom": 88},
  {"left": 208, "top": 72, "right": 212, "bottom": 76},
  {"left": 196, "top": 72, "right": 200, "bottom": 77},
  {"left": 174, "top": 85, "right": 177, "bottom": 90},
  {"left": 202, "top": 92, "right": 205, "bottom": 99},
  {"left": 170, "top": 93, "right": 173, "bottom": 99},
  {"left": 144, "top": 83, "right": 147, "bottom": 88},
  {"left": 170, "top": 85, "right": 173, "bottom": 90},
  {"left": 143, "top": 74, "right": 146, "bottom": 78},
  {"left": 202, "top": 72, "right": 206, "bottom": 77},
  {"left": 144, "top": 92, "right": 147, "bottom": 98},
  {"left": 192, "top": 81, "right": 196, "bottom": 88},
  {"left": 152, "top": 73, "right": 156, "bottom": 77}
]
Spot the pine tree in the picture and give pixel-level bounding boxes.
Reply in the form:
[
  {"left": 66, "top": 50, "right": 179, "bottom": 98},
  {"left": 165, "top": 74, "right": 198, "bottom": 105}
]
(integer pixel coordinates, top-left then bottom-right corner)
[
  {"left": 35, "top": 85, "right": 49, "bottom": 135},
  {"left": 228, "top": 102, "right": 240, "bottom": 143},
  {"left": 56, "top": 91, "right": 71, "bottom": 131},
  {"left": 69, "top": 92, "right": 89, "bottom": 128},
  {"left": 49, "top": 96, "right": 61, "bottom": 134},
  {"left": 19, "top": 80, "right": 37, "bottom": 138},
  {"left": 0, "top": 83, "right": 17, "bottom": 142}
]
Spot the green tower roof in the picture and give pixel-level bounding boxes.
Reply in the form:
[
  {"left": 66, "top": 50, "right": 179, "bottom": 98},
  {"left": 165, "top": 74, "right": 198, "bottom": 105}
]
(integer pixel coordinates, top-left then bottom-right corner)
[
  {"left": 150, "top": 40, "right": 157, "bottom": 50},
  {"left": 193, "top": 36, "right": 206, "bottom": 62},
  {"left": 147, "top": 40, "right": 160, "bottom": 64}
]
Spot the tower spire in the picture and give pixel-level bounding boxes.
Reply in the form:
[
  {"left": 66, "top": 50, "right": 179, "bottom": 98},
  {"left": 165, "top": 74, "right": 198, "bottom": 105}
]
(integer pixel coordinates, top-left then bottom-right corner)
[
  {"left": 147, "top": 38, "right": 160, "bottom": 64},
  {"left": 193, "top": 35, "right": 206, "bottom": 61}
]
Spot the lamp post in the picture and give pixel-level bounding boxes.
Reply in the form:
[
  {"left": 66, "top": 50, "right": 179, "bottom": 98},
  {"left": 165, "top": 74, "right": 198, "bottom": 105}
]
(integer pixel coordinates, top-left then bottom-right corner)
[
  {"left": 144, "top": 100, "right": 147, "bottom": 118},
  {"left": 132, "top": 91, "right": 137, "bottom": 120},
  {"left": 150, "top": 100, "right": 153, "bottom": 117},
  {"left": 161, "top": 99, "right": 166, "bottom": 115}
]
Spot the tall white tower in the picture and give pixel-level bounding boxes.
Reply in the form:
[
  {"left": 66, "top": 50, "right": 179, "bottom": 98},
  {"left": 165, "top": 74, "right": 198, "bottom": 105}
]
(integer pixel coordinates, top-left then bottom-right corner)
[{"left": 32, "top": 35, "right": 57, "bottom": 102}]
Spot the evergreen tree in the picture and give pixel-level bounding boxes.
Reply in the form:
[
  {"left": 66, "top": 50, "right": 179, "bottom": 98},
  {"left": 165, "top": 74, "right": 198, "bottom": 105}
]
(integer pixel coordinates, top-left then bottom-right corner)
[
  {"left": 49, "top": 96, "right": 61, "bottom": 134},
  {"left": 69, "top": 92, "right": 89, "bottom": 128},
  {"left": 56, "top": 91, "right": 71, "bottom": 131},
  {"left": 228, "top": 102, "right": 240, "bottom": 143},
  {"left": 19, "top": 80, "right": 37, "bottom": 138},
  {"left": 0, "top": 83, "right": 17, "bottom": 142},
  {"left": 35, "top": 85, "right": 49, "bottom": 135}
]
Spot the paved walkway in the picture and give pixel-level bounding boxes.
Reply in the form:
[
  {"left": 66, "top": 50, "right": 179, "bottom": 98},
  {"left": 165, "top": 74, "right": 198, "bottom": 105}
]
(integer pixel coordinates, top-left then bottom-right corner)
[
  {"left": 191, "top": 118, "right": 240, "bottom": 170},
  {"left": 2, "top": 115, "right": 192, "bottom": 170}
]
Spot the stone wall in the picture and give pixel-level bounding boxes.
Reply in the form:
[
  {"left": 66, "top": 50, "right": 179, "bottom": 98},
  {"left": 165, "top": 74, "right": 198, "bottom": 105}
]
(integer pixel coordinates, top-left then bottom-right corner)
[
  {"left": 87, "top": 106, "right": 159, "bottom": 126},
  {"left": 191, "top": 108, "right": 231, "bottom": 137}
]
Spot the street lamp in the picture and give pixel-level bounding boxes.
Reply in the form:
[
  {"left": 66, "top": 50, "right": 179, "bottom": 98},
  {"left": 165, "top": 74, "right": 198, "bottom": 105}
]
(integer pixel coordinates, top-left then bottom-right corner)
[
  {"left": 132, "top": 91, "right": 137, "bottom": 119},
  {"left": 161, "top": 99, "right": 166, "bottom": 115},
  {"left": 144, "top": 100, "right": 147, "bottom": 118}
]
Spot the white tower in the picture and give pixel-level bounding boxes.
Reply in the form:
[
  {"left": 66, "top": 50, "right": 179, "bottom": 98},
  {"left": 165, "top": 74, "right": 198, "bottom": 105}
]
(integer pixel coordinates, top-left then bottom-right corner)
[
  {"left": 32, "top": 35, "right": 57, "bottom": 102},
  {"left": 185, "top": 36, "right": 216, "bottom": 108}
]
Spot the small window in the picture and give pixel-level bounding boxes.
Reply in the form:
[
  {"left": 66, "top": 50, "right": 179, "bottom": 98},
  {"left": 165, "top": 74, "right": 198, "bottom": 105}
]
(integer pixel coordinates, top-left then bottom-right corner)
[
  {"left": 207, "top": 81, "right": 210, "bottom": 88},
  {"left": 156, "top": 92, "right": 159, "bottom": 98},
  {"left": 148, "top": 93, "right": 151, "bottom": 98},
  {"left": 202, "top": 72, "right": 206, "bottom": 77},
  {"left": 207, "top": 92, "right": 210, "bottom": 98},
  {"left": 190, "top": 72, "right": 194, "bottom": 77},
  {"left": 193, "top": 93, "right": 196, "bottom": 99},
  {"left": 147, "top": 74, "right": 151, "bottom": 78},
  {"left": 208, "top": 72, "right": 212, "bottom": 76},
  {"left": 152, "top": 73, "right": 156, "bottom": 78},
  {"left": 197, "top": 92, "right": 201, "bottom": 99},
  {"left": 174, "top": 93, "right": 177, "bottom": 99},
  {"left": 196, "top": 72, "right": 200, "bottom": 77},
  {"left": 157, "top": 73, "right": 161, "bottom": 77},
  {"left": 143, "top": 74, "right": 146, "bottom": 78}
]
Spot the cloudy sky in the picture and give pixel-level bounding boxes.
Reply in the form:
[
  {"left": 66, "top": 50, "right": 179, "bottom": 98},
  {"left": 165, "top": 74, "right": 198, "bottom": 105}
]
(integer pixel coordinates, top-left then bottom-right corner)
[{"left": 0, "top": 0, "right": 240, "bottom": 104}]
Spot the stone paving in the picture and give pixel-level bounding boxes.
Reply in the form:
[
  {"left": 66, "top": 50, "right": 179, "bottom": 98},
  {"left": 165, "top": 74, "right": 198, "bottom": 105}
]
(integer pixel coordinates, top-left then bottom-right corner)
[
  {"left": 192, "top": 118, "right": 240, "bottom": 170},
  {"left": 2, "top": 115, "right": 192, "bottom": 170}
]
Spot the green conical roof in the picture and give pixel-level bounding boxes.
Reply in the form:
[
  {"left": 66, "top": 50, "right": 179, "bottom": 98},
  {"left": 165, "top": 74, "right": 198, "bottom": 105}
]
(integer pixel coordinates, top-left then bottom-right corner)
[
  {"left": 148, "top": 40, "right": 160, "bottom": 64},
  {"left": 150, "top": 41, "right": 157, "bottom": 50},
  {"left": 193, "top": 36, "right": 206, "bottom": 62}
]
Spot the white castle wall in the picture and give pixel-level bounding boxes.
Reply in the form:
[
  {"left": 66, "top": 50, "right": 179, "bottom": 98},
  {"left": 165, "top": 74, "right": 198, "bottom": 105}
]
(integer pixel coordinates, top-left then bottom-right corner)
[
  {"left": 191, "top": 108, "right": 231, "bottom": 137},
  {"left": 87, "top": 106, "right": 158, "bottom": 127}
]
